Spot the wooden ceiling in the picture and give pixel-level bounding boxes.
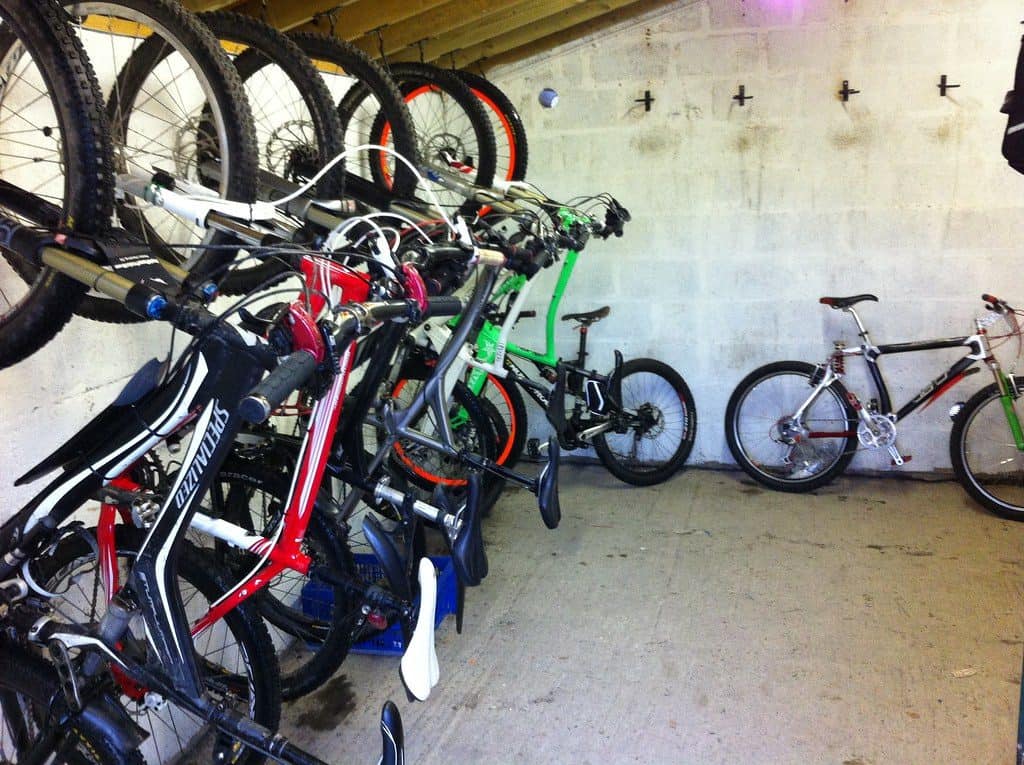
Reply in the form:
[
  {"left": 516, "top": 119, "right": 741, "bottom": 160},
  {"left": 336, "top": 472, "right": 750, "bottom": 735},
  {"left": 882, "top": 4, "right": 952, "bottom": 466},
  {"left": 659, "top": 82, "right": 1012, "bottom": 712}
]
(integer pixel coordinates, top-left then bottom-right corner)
[{"left": 182, "top": 0, "right": 680, "bottom": 72}]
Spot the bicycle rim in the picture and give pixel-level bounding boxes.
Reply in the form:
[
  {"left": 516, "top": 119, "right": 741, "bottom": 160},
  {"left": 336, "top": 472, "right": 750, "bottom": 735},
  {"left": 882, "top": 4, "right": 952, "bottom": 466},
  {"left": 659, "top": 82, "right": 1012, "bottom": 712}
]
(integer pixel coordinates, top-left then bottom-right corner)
[{"left": 594, "top": 361, "right": 694, "bottom": 483}]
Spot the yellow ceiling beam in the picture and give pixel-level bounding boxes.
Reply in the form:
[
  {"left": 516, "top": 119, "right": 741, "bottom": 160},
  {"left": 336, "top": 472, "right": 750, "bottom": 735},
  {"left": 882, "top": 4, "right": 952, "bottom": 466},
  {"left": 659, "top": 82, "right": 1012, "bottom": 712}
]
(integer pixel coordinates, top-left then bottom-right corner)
[
  {"left": 388, "top": 0, "right": 592, "bottom": 64},
  {"left": 454, "top": 0, "right": 670, "bottom": 71},
  {"left": 221, "top": 0, "right": 359, "bottom": 31},
  {"left": 346, "top": 0, "right": 529, "bottom": 59},
  {"left": 247, "top": 0, "right": 448, "bottom": 37}
]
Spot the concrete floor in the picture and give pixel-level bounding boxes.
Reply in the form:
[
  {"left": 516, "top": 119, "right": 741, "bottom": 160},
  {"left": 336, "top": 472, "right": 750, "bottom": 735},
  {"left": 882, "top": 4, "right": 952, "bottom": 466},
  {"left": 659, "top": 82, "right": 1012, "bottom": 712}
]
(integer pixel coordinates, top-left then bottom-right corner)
[{"left": 280, "top": 467, "right": 1024, "bottom": 764}]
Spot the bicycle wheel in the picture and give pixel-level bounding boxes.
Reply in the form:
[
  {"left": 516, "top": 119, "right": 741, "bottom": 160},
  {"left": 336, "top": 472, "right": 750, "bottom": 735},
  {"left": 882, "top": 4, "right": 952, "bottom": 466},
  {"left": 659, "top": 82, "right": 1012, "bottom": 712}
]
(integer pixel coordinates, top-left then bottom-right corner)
[
  {"left": 950, "top": 376, "right": 1024, "bottom": 520},
  {"left": 455, "top": 69, "right": 528, "bottom": 182},
  {"left": 33, "top": 525, "right": 280, "bottom": 765},
  {"left": 725, "top": 360, "right": 858, "bottom": 492},
  {"left": 63, "top": 0, "right": 258, "bottom": 320},
  {"left": 592, "top": 357, "right": 697, "bottom": 486},
  {"left": 199, "top": 12, "right": 345, "bottom": 295},
  {"left": 203, "top": 456, "right": 367, "bottom": 701},
  {"left": 291, "top": 33, "right": 419, "bottom": 199},
  {"left": 0, "top": 0, "right": 113, "bottom": 368},
  {"left": 374, "top": 63, "right": 496, "bottom": 211},
  {"left": 0, "top": 639, "right": 145, "bottom": 765}
]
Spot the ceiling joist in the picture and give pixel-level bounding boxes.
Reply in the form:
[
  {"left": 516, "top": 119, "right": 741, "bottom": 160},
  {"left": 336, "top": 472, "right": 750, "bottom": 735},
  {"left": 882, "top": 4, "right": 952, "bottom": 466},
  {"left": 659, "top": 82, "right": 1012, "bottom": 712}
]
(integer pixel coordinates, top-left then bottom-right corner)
[
  {"left": 185, "top": 0, "right": 672, "bottom": 79},
  {"left": 456, "top": 0, "right": 672, "bottom": 71}
]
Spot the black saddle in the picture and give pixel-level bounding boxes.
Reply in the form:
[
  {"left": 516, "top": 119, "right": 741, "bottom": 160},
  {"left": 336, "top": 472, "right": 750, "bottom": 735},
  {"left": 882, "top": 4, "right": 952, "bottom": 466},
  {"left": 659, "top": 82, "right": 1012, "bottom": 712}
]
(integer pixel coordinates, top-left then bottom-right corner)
[
  {"left": 561, "top": 306, "right": 610, "bottom": 324},
  {"left": 819, "top": 294, "right": 878, "bottom": 309}
]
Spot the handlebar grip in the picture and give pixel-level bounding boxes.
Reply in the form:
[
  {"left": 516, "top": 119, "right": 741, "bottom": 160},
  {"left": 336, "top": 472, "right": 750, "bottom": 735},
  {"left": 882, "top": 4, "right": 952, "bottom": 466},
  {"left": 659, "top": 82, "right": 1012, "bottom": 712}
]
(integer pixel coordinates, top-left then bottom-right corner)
[
  {"left": 239, "top": 351, "right": 318, "bottom": 423},
  {"left": 423, "top": 296, "right": 463, "bottom": 318},
  {"left": 982, "top": 293, "right": 1001, "bottom": 305},
  {"left": 475, "top": 247, "right": 506, "bottom": 268}
]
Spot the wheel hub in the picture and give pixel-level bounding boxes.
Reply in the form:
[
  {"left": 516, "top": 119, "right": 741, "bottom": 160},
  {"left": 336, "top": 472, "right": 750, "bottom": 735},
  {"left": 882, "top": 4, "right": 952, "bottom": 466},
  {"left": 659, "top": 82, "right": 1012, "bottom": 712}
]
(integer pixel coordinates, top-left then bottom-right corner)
[{"left": 633, "top": 403, "right": 664, "bottom": 439}]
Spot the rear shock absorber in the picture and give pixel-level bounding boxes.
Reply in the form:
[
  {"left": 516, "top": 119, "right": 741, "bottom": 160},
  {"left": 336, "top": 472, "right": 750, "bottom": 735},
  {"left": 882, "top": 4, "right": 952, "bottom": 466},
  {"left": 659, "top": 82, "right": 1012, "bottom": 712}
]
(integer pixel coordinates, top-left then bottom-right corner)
[{"left": 830, "top": 340, "right": 846, "bottom": 375}]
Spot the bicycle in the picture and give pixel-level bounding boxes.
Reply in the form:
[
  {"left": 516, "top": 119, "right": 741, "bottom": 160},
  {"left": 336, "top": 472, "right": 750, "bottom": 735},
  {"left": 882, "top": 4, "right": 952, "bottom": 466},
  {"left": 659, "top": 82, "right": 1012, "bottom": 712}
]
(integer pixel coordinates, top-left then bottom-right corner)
[
  {"left": 724, "top": 292, "right": 1024, "bottom": 521},
  {"left": 396, "top": 180, "right": 697, "bottom": 487}
]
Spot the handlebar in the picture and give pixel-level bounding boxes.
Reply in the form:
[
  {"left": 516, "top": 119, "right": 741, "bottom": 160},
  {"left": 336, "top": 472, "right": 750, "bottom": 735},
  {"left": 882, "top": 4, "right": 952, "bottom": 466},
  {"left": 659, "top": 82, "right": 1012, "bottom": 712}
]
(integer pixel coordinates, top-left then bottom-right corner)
[
  {"left": 239, "top": 295, "right": 464, "bottom": 423},
  {"left": 983, "top": 293, "right": 1014, "bottom": 313}
]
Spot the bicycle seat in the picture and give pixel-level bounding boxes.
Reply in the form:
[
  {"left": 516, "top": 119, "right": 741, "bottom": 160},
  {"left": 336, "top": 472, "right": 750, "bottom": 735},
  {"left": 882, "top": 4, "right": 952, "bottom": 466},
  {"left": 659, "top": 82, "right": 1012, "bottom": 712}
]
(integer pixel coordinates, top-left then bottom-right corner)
[
  {"left": 561, "top": 306, "right": 610, "bottom": 324},
  {"left": 819, "top": 294, "right": 878, "bottom": 309}
]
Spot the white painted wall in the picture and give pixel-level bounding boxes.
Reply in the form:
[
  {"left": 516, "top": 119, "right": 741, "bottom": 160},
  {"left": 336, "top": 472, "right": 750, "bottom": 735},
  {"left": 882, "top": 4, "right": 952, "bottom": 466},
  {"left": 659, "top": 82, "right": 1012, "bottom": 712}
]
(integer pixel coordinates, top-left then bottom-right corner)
[{"left": 487, "top": 0, "right": 1024, "bottom": 474}]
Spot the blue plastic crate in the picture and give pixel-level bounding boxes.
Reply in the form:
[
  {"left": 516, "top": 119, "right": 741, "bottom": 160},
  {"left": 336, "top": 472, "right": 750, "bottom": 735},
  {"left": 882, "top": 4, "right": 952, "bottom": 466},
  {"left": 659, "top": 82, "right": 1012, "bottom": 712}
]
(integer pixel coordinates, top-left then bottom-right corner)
[{"left": 300, "top": 554, "right": 457, "bottom": 656}]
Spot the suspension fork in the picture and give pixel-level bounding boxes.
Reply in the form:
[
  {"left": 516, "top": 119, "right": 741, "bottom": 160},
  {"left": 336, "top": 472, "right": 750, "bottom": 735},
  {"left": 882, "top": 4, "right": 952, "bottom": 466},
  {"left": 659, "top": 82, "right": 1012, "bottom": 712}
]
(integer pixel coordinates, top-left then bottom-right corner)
[{"left": 994, "top": 368, "right": 1024, "bottom": 450}]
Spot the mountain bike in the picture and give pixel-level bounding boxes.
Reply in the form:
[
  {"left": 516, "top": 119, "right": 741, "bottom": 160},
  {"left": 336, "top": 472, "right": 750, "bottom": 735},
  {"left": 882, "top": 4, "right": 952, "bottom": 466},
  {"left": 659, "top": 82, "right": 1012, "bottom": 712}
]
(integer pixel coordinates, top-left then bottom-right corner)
[
  {"left": 397, "top": 179, "right": 697, "bottom": 487},
  {"left": 724, "top": 293, "right": 1024, "bottom": 521}
]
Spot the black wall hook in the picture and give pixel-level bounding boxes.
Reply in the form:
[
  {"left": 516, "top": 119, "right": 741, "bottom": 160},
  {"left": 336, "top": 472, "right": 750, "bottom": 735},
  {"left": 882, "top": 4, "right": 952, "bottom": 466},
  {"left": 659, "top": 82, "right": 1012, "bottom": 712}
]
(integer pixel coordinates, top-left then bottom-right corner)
[
  {"left": 732, "top": 85, "right": 752, "bottom": 106},
  {"left": 938, "top": 74, "right": 960, "bottom": 96},
  {"left": 838, "top": 80, "right": 860, "bottom": 101},
  {"left": 634, "top": 90, "right": 655, "bottom": 112}
]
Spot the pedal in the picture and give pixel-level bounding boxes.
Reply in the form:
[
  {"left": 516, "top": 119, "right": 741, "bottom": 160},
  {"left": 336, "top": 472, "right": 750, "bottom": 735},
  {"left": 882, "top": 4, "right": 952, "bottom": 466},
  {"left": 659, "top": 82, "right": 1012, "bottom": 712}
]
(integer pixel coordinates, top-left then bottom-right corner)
[
  {"left": 399, "top": 558, "right": 439, "bottom": 702},
  {"left": 536, "top": 437, "right": 561, "bottom": 530},
  {"left": 526, "top": 437, "right": 543, "bottom": 459}
]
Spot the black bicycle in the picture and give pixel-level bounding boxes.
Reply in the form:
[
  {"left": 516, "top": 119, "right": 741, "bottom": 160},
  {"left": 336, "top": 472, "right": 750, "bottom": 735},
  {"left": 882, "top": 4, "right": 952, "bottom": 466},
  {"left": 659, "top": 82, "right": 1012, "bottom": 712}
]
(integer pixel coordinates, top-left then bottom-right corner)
[{"left": 725, "top": 293, "right": 1024, "bottom": 520}]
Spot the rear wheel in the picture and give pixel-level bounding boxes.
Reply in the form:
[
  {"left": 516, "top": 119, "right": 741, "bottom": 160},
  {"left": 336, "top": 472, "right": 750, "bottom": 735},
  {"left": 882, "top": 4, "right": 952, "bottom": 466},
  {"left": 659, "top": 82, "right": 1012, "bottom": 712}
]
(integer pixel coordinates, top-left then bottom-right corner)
[
  {"left": 0, "top": 0, "right": 113, "bottom": 368},
  {"left": 203, "top": 457, "right": 367, "bottom": 700},
  {"left": 593, "top": 358, "right": 696, "bottom": 486},
  {"left": 384, "top": 378, "right": 499, "bottom": 495},
  {"left": 725, "top": 360, "right": 857, "bottom": 492},
  {"left": 950, "top": 376, "right": 1024, "bottom": 521}
]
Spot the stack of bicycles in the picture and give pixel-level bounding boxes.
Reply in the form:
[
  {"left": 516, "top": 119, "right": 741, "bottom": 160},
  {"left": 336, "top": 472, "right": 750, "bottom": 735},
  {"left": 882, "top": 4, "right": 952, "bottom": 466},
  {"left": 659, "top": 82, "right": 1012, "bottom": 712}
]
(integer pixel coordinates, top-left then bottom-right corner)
[{"left": 0, "top": 1, "right": 698, "bottom": 763}]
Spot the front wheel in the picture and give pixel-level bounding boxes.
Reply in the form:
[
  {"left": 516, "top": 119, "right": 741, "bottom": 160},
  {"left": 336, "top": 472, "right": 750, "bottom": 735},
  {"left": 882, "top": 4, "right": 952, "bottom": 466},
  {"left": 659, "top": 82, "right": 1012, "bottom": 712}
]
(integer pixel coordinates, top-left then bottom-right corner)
[
  {"left": 592, "top": 358, "right": 697, "bottom": 486},
  {"left": 725, "top": 360, "right": 858, "bottom": 492},
  {"left": 950, "top": 376, "right": 1024, "bottom": 521}
]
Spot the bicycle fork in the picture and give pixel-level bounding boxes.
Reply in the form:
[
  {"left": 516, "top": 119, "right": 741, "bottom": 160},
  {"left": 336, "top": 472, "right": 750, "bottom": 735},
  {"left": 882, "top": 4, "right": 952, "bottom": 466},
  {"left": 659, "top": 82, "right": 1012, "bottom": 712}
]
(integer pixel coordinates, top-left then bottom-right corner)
[{"left": 992, "top": 367, "right": 1024, "bottom": 450}]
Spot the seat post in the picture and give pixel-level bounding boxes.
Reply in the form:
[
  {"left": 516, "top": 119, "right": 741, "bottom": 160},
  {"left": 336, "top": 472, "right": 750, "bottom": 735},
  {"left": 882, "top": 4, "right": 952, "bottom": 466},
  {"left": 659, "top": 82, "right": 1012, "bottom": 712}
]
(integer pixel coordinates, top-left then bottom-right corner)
[
  {"left": 576, "top": 323, "right": 589, "bottom": 366},
  {"left": 845, "top": 307, "right": 872, "bottom": 344}
]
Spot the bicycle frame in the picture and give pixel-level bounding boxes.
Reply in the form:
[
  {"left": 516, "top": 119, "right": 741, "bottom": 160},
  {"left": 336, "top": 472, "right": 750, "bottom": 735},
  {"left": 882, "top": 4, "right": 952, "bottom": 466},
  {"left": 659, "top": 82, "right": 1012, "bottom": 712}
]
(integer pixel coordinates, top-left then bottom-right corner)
[
  {"left": 801, "top": 306, "right": 1024, "bottom": 453},
  {"left": 334, "top": 261, "right": 549, "bottom": 524}
]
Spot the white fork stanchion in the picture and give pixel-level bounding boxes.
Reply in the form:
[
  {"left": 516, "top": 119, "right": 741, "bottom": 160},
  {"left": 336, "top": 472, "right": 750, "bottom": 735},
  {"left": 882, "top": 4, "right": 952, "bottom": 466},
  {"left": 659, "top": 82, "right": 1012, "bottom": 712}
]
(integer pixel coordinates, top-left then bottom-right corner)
[{"left": 399, "top": 557, "right": 440, "bottom": 701}]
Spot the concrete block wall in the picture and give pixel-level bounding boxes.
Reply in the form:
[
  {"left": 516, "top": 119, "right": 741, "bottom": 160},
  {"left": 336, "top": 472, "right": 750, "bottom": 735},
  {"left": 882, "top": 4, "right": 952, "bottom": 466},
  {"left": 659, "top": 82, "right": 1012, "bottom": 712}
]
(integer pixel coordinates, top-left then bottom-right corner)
[
  {"left": 488, "top": 0, "right": 1024, "bottom": 474},
  {"left": 3, "top": 0, "right": 1024, "bottom": 526}
]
